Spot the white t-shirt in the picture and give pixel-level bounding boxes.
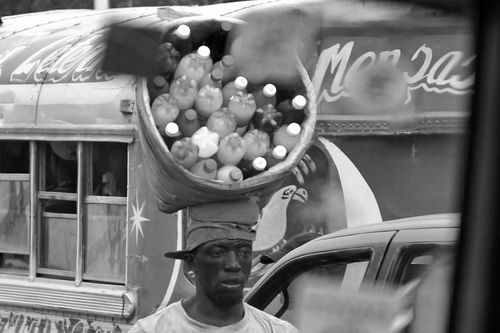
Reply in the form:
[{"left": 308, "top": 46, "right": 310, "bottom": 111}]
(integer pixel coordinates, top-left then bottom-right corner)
[{"left": 128, "top": 301, "right": 298, "bottom": 333}]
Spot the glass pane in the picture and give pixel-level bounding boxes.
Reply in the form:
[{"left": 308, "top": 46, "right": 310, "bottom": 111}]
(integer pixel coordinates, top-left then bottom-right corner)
[
  {"left": 0, "top": 141, "right": 29, "bottom": 173},
  {"left": 281, "top": 260, "right": 369, "bottom": 324},
  {"left": 40, "top": 215, "right": 76, "bottom": 271},
  {"left": 264, "top": 258, "right": 370, "bottom": 321},
  {"left": 0, "top": 180, "right": 30, "bottom": 253},
  {"left": 43, "top": 142, "right": 77, "bottom": 193},
  {"left": 84, "top": 203, "right": 126, "bottom": 281},
  {"left": 90, "top": 143, "right": 127, "bottom": 197},
  {"left": 0, "top": 254, "right": 29, "bottom": 274}
]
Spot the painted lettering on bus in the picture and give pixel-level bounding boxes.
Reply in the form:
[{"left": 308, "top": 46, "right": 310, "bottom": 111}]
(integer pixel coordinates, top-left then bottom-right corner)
[
  {"left": 0, "top": 34, "right": 113, "bottom": 84},
  {"left": 312, "top": 41, "right": 475, "bottom": 105},
  {"left": 0, "top": 312, "right": 124, "bottom": 333}
]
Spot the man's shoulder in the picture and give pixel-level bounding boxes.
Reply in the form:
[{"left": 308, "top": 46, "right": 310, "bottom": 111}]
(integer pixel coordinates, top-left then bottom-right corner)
[
  {"left": 244, "top": 303, "right": 299, "bottom": 333},
  {"left": 128, "top": 301, "right": 183, "bottom": 333}
]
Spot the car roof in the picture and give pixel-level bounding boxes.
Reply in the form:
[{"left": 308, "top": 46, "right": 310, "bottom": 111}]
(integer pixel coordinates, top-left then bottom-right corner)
[
  {"left": 316, "top": 213, "right": 460, "bottom": 240},
  {"left": 280, "top": 213, "right": 460, "bottom": 259}
]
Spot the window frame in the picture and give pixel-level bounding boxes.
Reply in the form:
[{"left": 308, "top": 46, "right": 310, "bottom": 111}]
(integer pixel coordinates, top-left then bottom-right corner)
[
  {"left": 0, "top": 139, "right": 129, "bottom": 286},
  {"left": 255, "top": 247, "right": 374, "bottom": 316}
]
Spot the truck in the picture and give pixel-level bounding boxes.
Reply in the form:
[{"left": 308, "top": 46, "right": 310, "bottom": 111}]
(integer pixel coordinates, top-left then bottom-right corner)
[{"left": 0, "top": 0, "right": 472, "bottom": 332}]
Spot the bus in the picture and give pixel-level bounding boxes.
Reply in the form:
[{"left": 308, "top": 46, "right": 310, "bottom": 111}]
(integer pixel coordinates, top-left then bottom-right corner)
[{"left": 0, "top": 0, "right": 472, "bottom": 332}]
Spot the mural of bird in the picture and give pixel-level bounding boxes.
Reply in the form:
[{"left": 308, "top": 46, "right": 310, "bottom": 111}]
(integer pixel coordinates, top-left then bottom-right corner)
[{"left": 253, "top": 184, "right": 308, "bottom": 252}]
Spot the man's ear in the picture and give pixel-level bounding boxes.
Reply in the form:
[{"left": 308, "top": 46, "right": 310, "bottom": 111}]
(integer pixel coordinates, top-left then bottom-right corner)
[{"left": 183, "top": 253, "right": 196, "bottom": 271}]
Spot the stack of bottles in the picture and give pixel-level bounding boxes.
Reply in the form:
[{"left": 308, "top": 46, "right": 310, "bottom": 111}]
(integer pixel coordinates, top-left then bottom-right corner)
[{"left": 148, "top": 24, "right": 309, "bottom": 184}]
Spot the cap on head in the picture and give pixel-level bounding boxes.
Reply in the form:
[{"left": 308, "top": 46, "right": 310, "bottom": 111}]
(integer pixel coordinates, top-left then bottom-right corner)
[{"left": 164, "top": 197, "right": 260, "bottom": 259}]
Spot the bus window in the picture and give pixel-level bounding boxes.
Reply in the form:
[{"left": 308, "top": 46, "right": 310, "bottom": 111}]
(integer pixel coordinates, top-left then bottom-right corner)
[
  {"left": 34, "top": 141, "right": 128, "bottom": 284},
  {"left": 41, "top": 142, "right": 77, "bottom": 213},
  {"left": 83, "top": 142, "right": 127, "bottom": 283},
  {"left": 0, "top": 140, "right": 30, "bottom": 274},
  {"left": 90, "top": 143, "right": 127, "bottom": 197}
]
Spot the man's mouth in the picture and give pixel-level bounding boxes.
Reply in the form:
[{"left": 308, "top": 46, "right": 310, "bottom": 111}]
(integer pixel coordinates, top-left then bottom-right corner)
[{"left": 220, "top": 278, "right": 244, "bottom": 289}]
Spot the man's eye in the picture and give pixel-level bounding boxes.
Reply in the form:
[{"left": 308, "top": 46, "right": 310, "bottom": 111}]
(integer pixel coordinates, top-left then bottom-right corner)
[
  {"left": 239, "top": 249, "right": 252, "bottom": 258},
  {"left": 211, "top": 249, "right": 224, "bottom": 257}
]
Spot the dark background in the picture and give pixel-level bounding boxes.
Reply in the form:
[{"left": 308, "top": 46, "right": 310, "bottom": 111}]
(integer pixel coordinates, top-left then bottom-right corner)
[{"left": 0, "top": 0, "right": 237, "bottom": 16}]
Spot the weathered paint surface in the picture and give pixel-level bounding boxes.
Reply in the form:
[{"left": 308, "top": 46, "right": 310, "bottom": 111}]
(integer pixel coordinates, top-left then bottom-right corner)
[{"left": 0, "top": 310, "right": 130, "bottom": 333}]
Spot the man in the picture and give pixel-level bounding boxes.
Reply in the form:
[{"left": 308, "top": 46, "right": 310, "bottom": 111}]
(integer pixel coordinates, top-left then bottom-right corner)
[{"left": 129, "top": 197, "right": 298, "bottom": 333}]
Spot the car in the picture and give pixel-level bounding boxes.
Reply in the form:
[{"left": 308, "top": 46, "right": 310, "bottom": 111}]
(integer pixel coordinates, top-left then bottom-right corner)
[{"left": 244, "top": 213, "right": 459, "bottom": 324}]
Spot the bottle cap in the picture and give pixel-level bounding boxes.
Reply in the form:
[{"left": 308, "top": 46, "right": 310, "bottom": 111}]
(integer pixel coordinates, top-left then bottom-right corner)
[
  {"left": 175, "top": 24, "right": 191, "bottom": 39},
  {"left": 221, "top": 55, "right": 234, "bottom": 68},
  {"left": 272, "top": 145, "right": 287, "bottom": 159},
  {"left": 263, "top": 84, "right": 277, "bottom": 98},
  {"left": 286, "top": 123, "right": 301, "bottom": 136},
  {"left": 229, "top": 168, "right": 243, "bottom": 181},
  {"left": 165, "top": 122, "right": 180, "bottom": 137},
  {"left": 211, "top": 68, "right": 224, "bottom": 82},
  {"left": 183, "top": 109, "right": 197, "bottom": 121},
  {"left": 152, "top": 75, "right": 167, "bottom": 88},
  {"left": 197, "top": 45, "right": 211, "bottom": 59},
  {"left": 234, "top": 76, "right": 248, "bottom": 90},
  {"left": 292, "top": 95, "right": 307, "bottom": 110},
  {"left": 253, "top": 157, "right": 267, "bottom": 171},
  {"left": 203, "top": 159, "right": 217, "bottom": 172},
  {"left": 220, "top": 21, "right": 233, "bottom": 33}
]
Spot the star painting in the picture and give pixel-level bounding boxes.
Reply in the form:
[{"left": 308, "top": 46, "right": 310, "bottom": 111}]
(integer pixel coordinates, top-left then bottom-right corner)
[{"left": 129, "top": 189, "right": 150, "bottom": 246}]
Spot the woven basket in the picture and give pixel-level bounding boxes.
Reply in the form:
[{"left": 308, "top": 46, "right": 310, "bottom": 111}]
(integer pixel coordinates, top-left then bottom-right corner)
[{"left": 136, "top": 18, "right": 317, "bottom": 213}]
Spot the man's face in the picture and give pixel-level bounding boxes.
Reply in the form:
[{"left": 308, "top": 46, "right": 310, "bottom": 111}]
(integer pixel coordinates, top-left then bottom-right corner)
[{"left": 191, "top": 239, "right": 253, "bottom": 308}]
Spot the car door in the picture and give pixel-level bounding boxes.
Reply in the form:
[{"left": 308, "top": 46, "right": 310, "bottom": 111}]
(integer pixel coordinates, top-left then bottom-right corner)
[{"left": 245, "top": 230, "right": 396, "bottom": 324}]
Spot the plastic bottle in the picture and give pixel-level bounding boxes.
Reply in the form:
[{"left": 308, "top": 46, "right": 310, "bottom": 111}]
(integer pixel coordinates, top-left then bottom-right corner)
[
  {"left": 191, "top": 126, "right": 219, "bottom": 158},
  {"left": 190, "top": 158, "right": 217, "bottom": 180},
  {"left": 155, "top": 42, "right": 180, "bottom": 76},
  {"left": 222, "top": 76, "right": 248, "bottom": 106},
  {"left": 195, "top": 85, "right": 223, "bottom": 120},
  {"left": 213, "top": 55, "right": 236, "bottom": 84},
  {"left": 264, "top": 145, "right": 287, "bottom": 168},
  {"left": 216, "top": 165, "right": 243, "bottom": 183},
  {"left": 206, "top": 107, "right": 237, "bottom": 139},
  {"left": 147, "top": 75, "right": 170, "bottom": 101},
  {"left": 240, "top": 156, "right": 267, "bottom": 179},
  {"left": 197, "top": 45, "right": 213, "bottom": 73},
  {"left": 210, "top": 21, "right": 234, "bottom": 61},
  {"left": 176, "top": 109, "right": 200, "bottom": 137},
  {"left": 162, "top": 122, "right": 181, "bottom": 148},
  {"left": 174, "top": 46, "right": 212, "bottom": 83},
  {"left": 273, "top": 123, "right": 301, "bottom": 152},
  {"left": 151, "top": 93, "right": 180, "bottom": 129},
  {"left": 252, "top": 104, "right": 283, "bottom": 135},
  {"left": 170, "top": 137, "right": 199, "bottom": 169},
  {"left": 242, "top": 129, "right": 270, "bottom": 161},
  {"left": 199, "top": 68, "right": 223, "bottom": 89},
  {"left": 163, "top": 24, "right": 191, "bottom": 56},
  {"left": 278, "top": 95, "right": 307, "bottom": 124},
  {"left": 169, "top": 75, "right": 198, "bottom": 110},
  {"left": 217, "top": 132, "right": 246, "bottom": 165},
  {"left": 228, "top": 91, "right": 257, "bottom": 127},
  {"left": 252, "top": 83, "right": 277, "bottom": 108}
]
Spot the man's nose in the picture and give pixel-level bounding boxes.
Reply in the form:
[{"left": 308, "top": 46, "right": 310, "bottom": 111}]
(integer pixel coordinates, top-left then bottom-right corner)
[{"left": 224, "top": 251, "right": 242, "bottom": 271}]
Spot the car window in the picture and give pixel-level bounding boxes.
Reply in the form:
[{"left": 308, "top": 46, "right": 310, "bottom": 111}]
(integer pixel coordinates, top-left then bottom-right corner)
[
  {"left": 390, "top": 244, "right": 454, "bottom": 285},
  {"left": 263, "top": 251, "right": 371, "bottom": 324}
]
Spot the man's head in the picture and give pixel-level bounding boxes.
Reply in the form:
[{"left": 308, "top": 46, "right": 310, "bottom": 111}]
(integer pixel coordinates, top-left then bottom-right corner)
[
  {"left": 164, "top": 197, "right": 260, "bottom": 308},
  {"left": 186, "top": 238, "right": 253, "bottom": 307}
]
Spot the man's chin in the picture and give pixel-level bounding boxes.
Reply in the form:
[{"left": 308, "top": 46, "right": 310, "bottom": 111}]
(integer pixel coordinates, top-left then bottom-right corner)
[{"left": 210, "top": 290, "right": 244, "bottom": 308}]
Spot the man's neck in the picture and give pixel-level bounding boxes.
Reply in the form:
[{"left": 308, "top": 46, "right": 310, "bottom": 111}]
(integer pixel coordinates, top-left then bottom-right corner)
[{"left": 182, "top": 295, "right": 245, "bottom": 327}]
